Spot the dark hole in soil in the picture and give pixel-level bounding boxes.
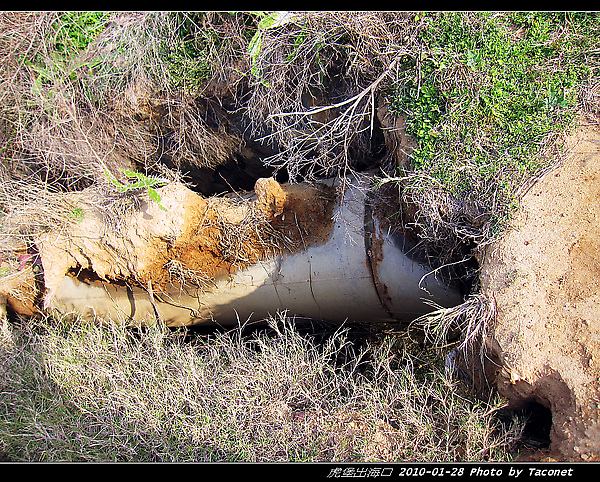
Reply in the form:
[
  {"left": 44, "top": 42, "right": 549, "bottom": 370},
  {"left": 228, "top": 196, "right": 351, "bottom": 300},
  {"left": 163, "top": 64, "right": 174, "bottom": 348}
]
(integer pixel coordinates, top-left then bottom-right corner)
[
  {"left": 497, "top": 400, "right": 552, "bottom": 450},
  {"left": 519, "top": 401, "right": 553, "bottom": 449},
  {"left": 158, "top": 148, "right": 281, "bottom": 197}
]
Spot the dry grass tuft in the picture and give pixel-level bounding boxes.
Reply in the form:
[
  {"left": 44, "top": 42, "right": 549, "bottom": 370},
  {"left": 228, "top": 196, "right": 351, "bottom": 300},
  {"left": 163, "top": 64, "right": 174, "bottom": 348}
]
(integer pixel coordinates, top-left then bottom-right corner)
[
  {"left": 0, "top": 12, "right": 250, "bottom": 256},
  {"left": 0, "top": 312, "right": 523, "bottom": 462},
  {"left": 412, "top": 293, "right": 496, "bottom": 354},
  {"left": 409, "top": 293, "right": 501, "bottom": 397},
  {"left": 245, "top": 12, "right": 422, "bottom": 183}
]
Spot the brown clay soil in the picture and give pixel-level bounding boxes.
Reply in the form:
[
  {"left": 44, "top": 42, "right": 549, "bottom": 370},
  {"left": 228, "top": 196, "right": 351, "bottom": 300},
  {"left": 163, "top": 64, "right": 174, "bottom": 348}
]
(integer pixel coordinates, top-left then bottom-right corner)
[
  {"left": 480, "top": 119, "right": 600, "bottom": 461},
  {"left": 30, "top": 177, "right": 335, "bottom": 307}
]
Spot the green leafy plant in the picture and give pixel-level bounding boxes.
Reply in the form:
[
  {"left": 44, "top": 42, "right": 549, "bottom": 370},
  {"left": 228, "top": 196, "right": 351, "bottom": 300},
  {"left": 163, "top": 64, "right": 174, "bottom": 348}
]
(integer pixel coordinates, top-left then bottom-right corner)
[
  {"left": 247, "top": 11, "right": 298, "bottom": 87},
  {"left": 104, "top": 170, "right": 169, "bottom": 211},
  {"left": 390, "top": 73, "right": 446, "bottom": 168}
]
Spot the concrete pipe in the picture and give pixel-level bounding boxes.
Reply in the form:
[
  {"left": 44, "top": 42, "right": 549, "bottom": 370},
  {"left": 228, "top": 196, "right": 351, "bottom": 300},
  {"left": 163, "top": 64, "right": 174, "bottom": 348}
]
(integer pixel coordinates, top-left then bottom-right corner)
[{"left": 50, "top": 178, "right": 462, "bottom": 327}]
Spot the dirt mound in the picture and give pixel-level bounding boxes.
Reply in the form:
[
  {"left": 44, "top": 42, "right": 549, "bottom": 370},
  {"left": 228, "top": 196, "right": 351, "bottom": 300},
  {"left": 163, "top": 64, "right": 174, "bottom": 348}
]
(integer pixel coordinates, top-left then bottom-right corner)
[{"left": 480, "top": 120, "right": 600, "bottom": 461}]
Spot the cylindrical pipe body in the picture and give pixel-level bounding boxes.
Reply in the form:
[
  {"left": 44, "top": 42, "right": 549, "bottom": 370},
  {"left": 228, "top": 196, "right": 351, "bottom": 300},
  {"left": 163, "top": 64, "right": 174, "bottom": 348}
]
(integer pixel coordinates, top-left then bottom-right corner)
[{"left": 51, "top": 179, "right": 462, "bottom": 326}]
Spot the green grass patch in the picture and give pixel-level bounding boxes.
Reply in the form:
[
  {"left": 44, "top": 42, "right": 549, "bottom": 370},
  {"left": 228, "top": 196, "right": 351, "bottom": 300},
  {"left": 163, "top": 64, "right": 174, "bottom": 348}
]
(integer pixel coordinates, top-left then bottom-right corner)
[
  {"left": 22, "top": 12, "right": 110, "bottom": 108},
  {"left": 50, "top": 11, "right": 109, "bottom": 58},
  {"left": 387, "top": 11, "right": 600, "bottom": 241},
  {"left": 163, "top": 13, "right": 216, "bottom": 93},
  {"left": 163, "top": 12, "right": 260, "bottom": 94}
]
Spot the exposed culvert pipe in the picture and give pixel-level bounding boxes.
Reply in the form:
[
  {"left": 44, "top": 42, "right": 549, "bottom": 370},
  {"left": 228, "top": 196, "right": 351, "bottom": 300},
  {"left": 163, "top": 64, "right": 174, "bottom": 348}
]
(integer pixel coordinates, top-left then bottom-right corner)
[{"left": 49, "top": 178, "right": 462, "bottom": 327}]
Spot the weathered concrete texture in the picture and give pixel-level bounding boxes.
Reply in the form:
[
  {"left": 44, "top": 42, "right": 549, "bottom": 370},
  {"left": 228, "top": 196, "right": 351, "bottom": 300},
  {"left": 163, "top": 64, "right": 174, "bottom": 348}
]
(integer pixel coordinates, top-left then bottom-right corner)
[{"left": 480, "top": 121, "right": 600, "bottom": 461}]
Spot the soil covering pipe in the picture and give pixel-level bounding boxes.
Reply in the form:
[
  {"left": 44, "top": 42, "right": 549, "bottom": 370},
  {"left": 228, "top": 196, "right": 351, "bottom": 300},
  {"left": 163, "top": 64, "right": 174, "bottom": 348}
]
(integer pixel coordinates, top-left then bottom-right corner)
[{"left": 51, "top": 179, "right": 462, "bottom": 327}]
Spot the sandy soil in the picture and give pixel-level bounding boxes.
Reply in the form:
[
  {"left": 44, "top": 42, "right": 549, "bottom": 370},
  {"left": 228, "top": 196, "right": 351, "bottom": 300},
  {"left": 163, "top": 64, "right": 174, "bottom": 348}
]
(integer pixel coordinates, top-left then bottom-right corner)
[{"left": 480, "top": 119, "right": 600, "bottom": 461}]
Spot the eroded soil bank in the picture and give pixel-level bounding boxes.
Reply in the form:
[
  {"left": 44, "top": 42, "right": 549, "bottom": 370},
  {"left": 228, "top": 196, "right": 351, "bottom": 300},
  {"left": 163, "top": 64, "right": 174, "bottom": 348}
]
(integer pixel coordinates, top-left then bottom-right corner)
[
  {"left": 480, "top": 120, "right": 600, "bottom": 461},
  {"left": 1, "top": 167, "right": 465, "bottom": 328},
  {"left": 2, "top": 114, "right": 600, "bottom": 461},
  {"left": 0, "top": 177, "right": 337, "bottom": 320}
]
